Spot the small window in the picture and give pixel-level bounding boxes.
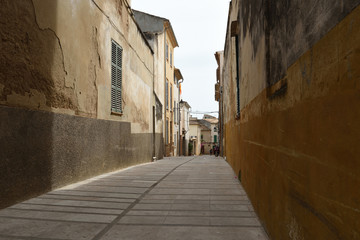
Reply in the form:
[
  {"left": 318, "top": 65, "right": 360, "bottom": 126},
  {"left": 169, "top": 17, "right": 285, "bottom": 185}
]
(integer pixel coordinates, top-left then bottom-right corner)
[
  {"left": 166, "top": 43, "right": 169, "bottom": 61},
  {"left": 170, "top": 85, "right": 172, "bottom": 110},
  {"left": 174, "top": 101, "right": 176, "bottom": 122},
  {"left": 111, "top": 40, "right": 123, "bottom": 114},
  {"left": 166, "top": 80, "right": 169, "bottom": 109},
  {"left": 166, "top": 120, "right": 169, "bottom": 144},
  {"left": 170, "top": 51, "right": 172, "bottom": 66}
]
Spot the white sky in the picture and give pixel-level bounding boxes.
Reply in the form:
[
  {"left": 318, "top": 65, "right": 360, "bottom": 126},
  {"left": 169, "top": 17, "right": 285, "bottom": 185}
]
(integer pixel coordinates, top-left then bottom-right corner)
[{"left": 131, "top": 0, "right": 230, "bottom": 118}]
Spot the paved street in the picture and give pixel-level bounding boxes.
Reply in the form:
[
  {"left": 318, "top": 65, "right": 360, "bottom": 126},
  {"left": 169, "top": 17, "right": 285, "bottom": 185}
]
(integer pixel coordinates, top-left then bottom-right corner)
[{"left": 0, "top": 156, "right": 268, "bottom": 240}]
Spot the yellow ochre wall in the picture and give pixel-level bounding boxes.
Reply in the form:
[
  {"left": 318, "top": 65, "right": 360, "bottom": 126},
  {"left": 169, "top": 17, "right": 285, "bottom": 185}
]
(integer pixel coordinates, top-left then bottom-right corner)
[{"left": 224, "top": 5, "right": 360, "bottom": 240}]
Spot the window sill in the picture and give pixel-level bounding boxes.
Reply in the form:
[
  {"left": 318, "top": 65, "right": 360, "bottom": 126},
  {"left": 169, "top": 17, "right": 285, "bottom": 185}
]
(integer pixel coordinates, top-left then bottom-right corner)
[{"left": 111, "top": 111, "right": 123, "bottom": 117}]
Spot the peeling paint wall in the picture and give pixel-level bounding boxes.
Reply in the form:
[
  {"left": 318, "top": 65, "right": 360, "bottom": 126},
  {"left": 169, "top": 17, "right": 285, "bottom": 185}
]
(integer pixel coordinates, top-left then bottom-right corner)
[
  {"left": 222, "top": 0, "right": 360, "bottom": 239},
  {"left": 0, "top": 0, "right": 155, "bottom": 209}
]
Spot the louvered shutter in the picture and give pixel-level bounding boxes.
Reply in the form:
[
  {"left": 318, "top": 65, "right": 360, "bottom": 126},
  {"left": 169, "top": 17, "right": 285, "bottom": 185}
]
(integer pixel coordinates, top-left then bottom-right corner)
[{"left": 111, "top": 40, "right": 123, "bottom": 113}]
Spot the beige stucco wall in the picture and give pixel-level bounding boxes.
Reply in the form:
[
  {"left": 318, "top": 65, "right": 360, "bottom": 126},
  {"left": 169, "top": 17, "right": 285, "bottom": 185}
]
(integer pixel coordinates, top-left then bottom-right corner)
[
  {"left": 152, "top": 32, "right": 165, "bottom": 134},
  {"left": 189, "top": 124, "right": 201, "bottom": 155},
  {"left": 1, "top": 0, "right": 154, "bottom": 134}
]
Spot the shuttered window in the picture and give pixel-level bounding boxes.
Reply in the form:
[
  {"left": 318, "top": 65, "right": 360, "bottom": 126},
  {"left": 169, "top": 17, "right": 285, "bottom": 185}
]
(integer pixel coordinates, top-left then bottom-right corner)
[
  {"left": 111, "top": 40, "right": 123, "bottom": 114},
  {"left": 165, "top": 80, "right": 169, "bottom": 109},
  {"left": 166, "top": 43, "right": 169, "bottom": 61},
  {"left": 170, "top": 51, "right": 172, "bottom": 66}
]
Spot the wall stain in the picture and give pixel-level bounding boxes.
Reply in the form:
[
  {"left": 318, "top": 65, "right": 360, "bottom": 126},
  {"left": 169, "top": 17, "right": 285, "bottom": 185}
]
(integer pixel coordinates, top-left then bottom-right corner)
[{"left": 290, "top": 190, "right": 341, "bottom": 239}]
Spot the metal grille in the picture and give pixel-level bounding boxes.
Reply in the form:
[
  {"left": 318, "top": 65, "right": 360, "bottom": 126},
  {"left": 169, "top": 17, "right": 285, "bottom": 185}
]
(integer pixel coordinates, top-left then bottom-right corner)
[{"left": 111, "top": 40, "right": 123, "bottom": 113}]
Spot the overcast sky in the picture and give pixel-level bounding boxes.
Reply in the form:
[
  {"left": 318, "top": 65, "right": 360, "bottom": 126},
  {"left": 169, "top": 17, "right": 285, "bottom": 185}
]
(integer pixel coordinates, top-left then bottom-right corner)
[{"left": 131, "top": 0, "right": 230, "bottom": 118}]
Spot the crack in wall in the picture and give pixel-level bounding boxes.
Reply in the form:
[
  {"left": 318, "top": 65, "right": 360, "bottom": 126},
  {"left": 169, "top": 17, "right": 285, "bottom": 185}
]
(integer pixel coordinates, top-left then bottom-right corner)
[{"left": 91, "top": 0, "right": 153, "bottom": 74}]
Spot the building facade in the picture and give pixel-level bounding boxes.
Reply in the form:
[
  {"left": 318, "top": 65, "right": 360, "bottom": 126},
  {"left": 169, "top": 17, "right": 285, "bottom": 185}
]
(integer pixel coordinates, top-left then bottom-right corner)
[
  {"left": 0, "top": 0, "right": 156, "bottom": 209},
  {"left": 219, "top": 0, "right": 360, "bottom": 239},
  {"left": 133, "top": 10, "right": 179, "bottom": 157},
  {"left": 173, "top": 68, "right": 183, "bottom": 156},
  {"left": 214, "top": 51, "right": 224, "bottom": 156},
  {"left": 189, "top": 117, "right": 202, "bottom": 155},
  {"left": 179, "top": 100, "right": 191, "bottom": 156}
]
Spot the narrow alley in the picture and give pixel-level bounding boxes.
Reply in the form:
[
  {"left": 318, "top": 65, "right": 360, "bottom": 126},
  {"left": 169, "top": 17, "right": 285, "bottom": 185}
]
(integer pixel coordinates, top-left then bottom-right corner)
[
  {"left": 1, "top": 0, "right": 359, "bottom": 239},
  {"left": 0, "top": 156, "right": 268, "bottom": 240}
]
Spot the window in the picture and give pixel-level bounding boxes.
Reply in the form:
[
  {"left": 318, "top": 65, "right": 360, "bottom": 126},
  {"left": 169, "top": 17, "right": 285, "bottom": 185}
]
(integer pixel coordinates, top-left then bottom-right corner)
[
  {"left": 170, "top": 51, "right": 172, "bottom": 66},
  {"left": 165, "top": 80, "right": 169, "bottom": 109},
  {"left": 177, "top": 103, "right": 179, "bottom": 123},
  {"left": 170, "top": 122, "right": 173, "bottom": 143},
  {"left": 174, "top": 101, "right": 176, "bottom": 122},
  {"left": 170, "top": 85, "right": 172, "bottom": 110},
  {"left": 166, "top": 120, "right": 169, "bottom": 144},
  {"left": 214, "top": 127, "right": 217, "bottom": 132},
  {"left": 166, "top": 43, "right": 169, "bottom": 61},
  {"left": 111, "top": 40, "right": 123, "bottom": 114},
  {"left": 214, "top": 135, "right": 217, "bottom": 143}
]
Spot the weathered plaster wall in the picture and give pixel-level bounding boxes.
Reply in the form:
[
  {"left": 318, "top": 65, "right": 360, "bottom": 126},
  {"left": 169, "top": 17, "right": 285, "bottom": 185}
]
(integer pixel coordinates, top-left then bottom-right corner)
[
  {"left": 0, "top": 0, "right": 76, "bottom": 114},
  {"left": 223, "top": 1, "right": 360, "bottom": 239},
  {"left": 269, "top": 0, "right": 360, "bottom": 86},
  {"left": 0, "top": 0, "right": 155, "bottom": 208}
]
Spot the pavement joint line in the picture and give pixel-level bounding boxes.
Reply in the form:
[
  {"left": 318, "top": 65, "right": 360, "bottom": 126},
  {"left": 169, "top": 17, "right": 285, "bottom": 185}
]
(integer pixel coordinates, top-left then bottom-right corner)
[
  {"left": 115, "top": 223, "right": 262, "bottom": 227},
  {"left": 17, "top": 203, "right": 128, "bottom": 211},
  {"left": 0, "top": 216, "right": 110, "bottom": 225},
  {"left": 91, "top": 157, "right": 196, "bottom": 240},
  {"left": 36, "top": 196, "right": 136, "bottom": 204},
  {"left": 123, "top": 214, "right": 256, "bottom": 218},
  {"left": 7, "top": 207, "right": 123, "bottom": 216},
  {"left": 128, "top": 209, "right": 254, "bottom": 212},
  {"left": 133, "top": 202, "right": 252, "bottom": 206},
  {"left": 136, "top": 202, "right": 252, "bottom": 206},
  {"left": 140, "top": 193, "right": 247, "bottom": 196},
  {"left": 82, "top": 184, "right": 151, "bottom": 189},
  {"left": 0, "top": 234, "right": 67, "bottom": 240},
  {"left": 47, "top": 193, "right": 139, "bottom": 200},
  {"left": 54, "top": 190, "right": 143, "bottom": 195}
]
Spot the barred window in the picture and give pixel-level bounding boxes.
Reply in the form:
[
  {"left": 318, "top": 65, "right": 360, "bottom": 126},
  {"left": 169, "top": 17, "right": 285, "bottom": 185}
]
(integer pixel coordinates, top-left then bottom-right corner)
[{"left": 111, "top": 40, "right": 123, "bottom": 113}]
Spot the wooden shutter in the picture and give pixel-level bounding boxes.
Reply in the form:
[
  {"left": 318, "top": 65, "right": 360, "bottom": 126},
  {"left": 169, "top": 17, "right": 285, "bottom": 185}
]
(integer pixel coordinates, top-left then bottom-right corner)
[{"left": 111, "top": 40, "right": 123, "bottom": 113}]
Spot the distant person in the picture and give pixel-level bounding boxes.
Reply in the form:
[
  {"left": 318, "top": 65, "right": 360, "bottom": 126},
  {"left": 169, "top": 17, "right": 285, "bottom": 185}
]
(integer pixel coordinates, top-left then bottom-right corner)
[
  {"left": 210, "top": 149, "right": 213, "bottom": 155},
  {"left": 215, "top": 146, "right": 219, "bottom": 157}
]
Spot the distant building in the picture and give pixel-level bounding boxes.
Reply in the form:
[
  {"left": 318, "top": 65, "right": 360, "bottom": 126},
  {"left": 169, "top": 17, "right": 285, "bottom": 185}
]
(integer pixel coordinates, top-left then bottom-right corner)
[
  {"left": 133, "top": 10, "right": 179, "bottom": 157},
  {"left": 214, "top": 51, "right": 224, "bottom": 156},
  {"left": 179, "top": 100, "right": 191, "bottom": 156},
  {"left": 173, "top": 68, "right": 184, "bottom": 156},
  {"left": 189, "top": 117, "right": 202, "bottom": 155},
  {"left": 189, "top": 115, "right": 219, "bottom": 155}
]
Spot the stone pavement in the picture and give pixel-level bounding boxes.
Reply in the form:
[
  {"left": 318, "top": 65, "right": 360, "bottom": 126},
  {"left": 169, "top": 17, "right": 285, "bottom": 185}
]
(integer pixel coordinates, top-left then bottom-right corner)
[{"left": 0, "top": 156, "right": 268, "bottom": 240}]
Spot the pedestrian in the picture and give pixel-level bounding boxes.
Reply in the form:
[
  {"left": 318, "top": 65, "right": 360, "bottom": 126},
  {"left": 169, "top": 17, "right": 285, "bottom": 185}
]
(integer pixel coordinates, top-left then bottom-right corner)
[
  {"left": 210, "top": 149, "right": 213, "bottom": 155},
  {"left": 215, "top": 146, "right": 219, "bottom": 157}
]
